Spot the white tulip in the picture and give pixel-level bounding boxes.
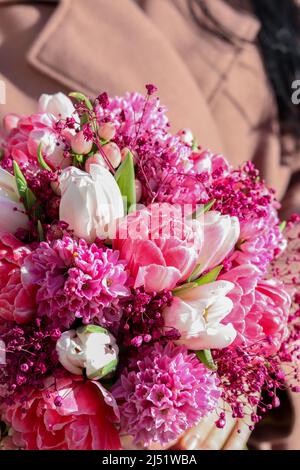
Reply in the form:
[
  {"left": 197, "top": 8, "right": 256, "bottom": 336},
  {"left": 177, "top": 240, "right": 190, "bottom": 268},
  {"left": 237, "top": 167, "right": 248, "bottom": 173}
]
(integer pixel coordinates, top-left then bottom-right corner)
[
  {"left": 0, "top": 168, "right": 29, "bottom": 234},
  {"left": 197, "top": 211, "right": 240, "bottom": 274},
  {"left": 38, "top": 92, "right": 75, "bottom": 119},
  {"left": 59, "top": 164, "right": 124, "bottom": 242},
  {"left": 56, "top": 325, "right": 119, "bottom": 380},
  {"left": 163, "top": 280, "right": 237, "bottom": 350}
]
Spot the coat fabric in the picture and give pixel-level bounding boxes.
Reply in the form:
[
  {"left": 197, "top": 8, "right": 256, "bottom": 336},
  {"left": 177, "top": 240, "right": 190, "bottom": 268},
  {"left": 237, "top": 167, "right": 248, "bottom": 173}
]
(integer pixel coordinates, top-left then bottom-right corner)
[
  {"left": 0, "top": 0, "right": 299, "bottom": 207},
  {"left": 0, "top": 0, "right": 300, "bottom": 447}
]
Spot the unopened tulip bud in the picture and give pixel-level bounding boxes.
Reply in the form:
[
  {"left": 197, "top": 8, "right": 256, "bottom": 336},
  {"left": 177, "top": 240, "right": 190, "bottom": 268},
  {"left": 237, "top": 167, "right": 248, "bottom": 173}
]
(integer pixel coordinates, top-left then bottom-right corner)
[
  {"left": 71, "top": 131, "right": 93, "bottom": 155},
  {"left": 85, "top": 153, "right": 109, "bottom": 173},
  {"left": 3, "top": 114, "right": 20, "bottom": 132},
  {"left": 103, "top": 142, "right": 121, "bottom": 168},
  {"left": 121, "top": 147, "right": 137, "bottom": 164},
  {"left": 121, "top": 147, "right": 131, "bottom": 162},
  {"left": 98, "top": 122, "right": 116, "bottom": 141},
  {"left": 56, "top": 325, "right": 119, "bottom": 380}
]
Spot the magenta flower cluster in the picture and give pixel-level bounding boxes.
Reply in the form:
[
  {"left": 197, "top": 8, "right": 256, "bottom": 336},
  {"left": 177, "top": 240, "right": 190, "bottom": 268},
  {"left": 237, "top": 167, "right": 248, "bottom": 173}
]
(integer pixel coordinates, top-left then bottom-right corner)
[
  {"left": 22, "top": 236, "right": 130, "bottom": 328},
  {"left": 0, "top": 85, "right": 298, "bottom": 450},
  {"left": 112, "top": 342, "right": 221, "bottom": 446}
]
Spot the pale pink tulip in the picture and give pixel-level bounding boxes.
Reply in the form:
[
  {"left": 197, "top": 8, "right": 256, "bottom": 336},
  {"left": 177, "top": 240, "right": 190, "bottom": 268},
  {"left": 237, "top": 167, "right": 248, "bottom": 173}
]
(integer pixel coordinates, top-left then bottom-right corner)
[
  {"left": 221, "top": 265, "right": 290, "bottom": 354},
  {"left": 113, "top": 203, "right": 203, "bottom": 292},
  {"left": 0, "top": 168, "right": 29, "bottom": 234},
  {"left": 103, "top": 142, "right": 122, "bottom": 168},
  {"left": 3, "top": 375, "right": 121, "bottom": 450},
  {"left": 197, "top": 211, "right": 240, "bottom": 274},
  {"left": 70, "top": 130, "right": 93, "bottom": 155},
  {"left": 163, "top": 281, "right": 236, "bottom": 350},
  {"left": 85, "top": 152, "right": 108, "bottom": 173},
  {"left": 98, "top": 122, "right": 116, "bottom": 141}
]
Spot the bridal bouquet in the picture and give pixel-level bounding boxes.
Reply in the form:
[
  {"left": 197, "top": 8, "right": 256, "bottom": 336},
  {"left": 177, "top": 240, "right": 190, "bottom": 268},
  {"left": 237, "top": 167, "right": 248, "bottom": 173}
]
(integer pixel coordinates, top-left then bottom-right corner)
[{"left": 0, "top": 85, "right": 299, "bottom": 450}]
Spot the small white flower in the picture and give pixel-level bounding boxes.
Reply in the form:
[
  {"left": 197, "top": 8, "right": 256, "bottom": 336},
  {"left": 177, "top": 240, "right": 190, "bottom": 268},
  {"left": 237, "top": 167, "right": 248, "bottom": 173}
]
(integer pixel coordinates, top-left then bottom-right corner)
[{"left": 56, "top": 325, "right": 119, "bottom": 380}]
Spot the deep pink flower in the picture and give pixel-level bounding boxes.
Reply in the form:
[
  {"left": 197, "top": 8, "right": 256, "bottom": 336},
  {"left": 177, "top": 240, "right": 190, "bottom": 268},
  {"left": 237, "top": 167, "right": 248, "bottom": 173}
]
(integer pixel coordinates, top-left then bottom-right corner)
[
  {"left": 230, "top": 208, "right": 285, "bottom": 273},
  {"left": 112, "top": 342, "right": 220, "bottom": 447},
  {"left": 2, "top": 113, "right": 70, "bottom": 170},
  {"left": 21, "top": 236, "right": 130, "bottom": 328},
  {"left": 0, "top": 232, "right": 35, "bottom": 324},
  {"left": 113, "top": 203, "right": 203, "bottom": 293},
  {"left": 2, "top": 376, "right": 121, "bottom": 450},
  {"left": 221, "top": 265, "right": 290, "bottom": 354}
]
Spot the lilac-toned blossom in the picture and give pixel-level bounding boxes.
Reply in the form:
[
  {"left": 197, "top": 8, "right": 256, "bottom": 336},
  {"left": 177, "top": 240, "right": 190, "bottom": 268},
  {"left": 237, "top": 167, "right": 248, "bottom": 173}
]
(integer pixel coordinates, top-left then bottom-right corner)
[
  {"left": 21, "top": 236, "right": 130, "bottom": 329},
  {"left": 112, "top": 342, "right": 221, "bottom": 447},
  {"left": 221, "top": 266, "right": 290, "bottom": 355}
]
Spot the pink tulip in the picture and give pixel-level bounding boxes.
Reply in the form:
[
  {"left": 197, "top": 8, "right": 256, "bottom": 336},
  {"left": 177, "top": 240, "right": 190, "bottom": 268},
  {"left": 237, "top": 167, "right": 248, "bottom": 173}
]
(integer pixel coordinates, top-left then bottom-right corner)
[
  {"left": 221, "top": 265, "right": 290, "bottom": 354},
  {"left": 98, "top": 122, "right": 116, "bottom": 141},
  {"left": 196, "top": 211, "right": 240, "bottom": 275},
  {"left": 3, "top": 113, "right": 20, "bottom": 133},
  {"left": 85, "top": 152, "right": 108, "bottom": 173},
  {"left": 113, "top": 203, "right": 203, "bottom": 293},
  {"left": 2, "top": 375, "right": 121, "bottom": 450},
  {"left": 2, "top": 112, "right": 70, "bottom": 169},
  {"left": 0, "top": 231, "right": 35, "bottom": 324},
  {"left": 70, "top": 130, "right": 93, "bottom": 155},
  {"left": 103, "top": 142, "right": 122, "bottom": 168}
]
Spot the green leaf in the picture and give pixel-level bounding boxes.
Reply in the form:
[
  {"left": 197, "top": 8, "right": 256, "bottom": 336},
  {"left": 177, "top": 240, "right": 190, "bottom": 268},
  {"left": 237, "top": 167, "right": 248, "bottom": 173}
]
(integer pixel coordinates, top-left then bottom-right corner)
[
  {"left": 13, "top": 160, "right": 27, "bottom": 200},
  {"left": 79, "top": 325, "right": 108, "bottom": 335},
  {"left": 13, "top": 161, "right": 37, "bottom": 211},
  {"left": 187, "top": 264, "right": 203, "bottom": 282},
  {"left": 100, "top": 358, "right": 118, "bottom": 377},
  {"left": 25, "top": 188, "right": 37, "bottom": 210},
  {"left": 191, "top": 199, "right": 216, "bottom": 219},
  {"left": 196, "top": 349, "right": 217, "bottom": 371},
  {"left": 172, "top": 282, "right": 197, "bottom": 296},
  {"left": 173, "top": 265, "right": 223, "bottom": 296},
  {"left": 194, "top": 265, "right": 223, "bottom": 286},
  {"left": 37, "top": 143, "right": 52, "bottom": 171},
  {"left": 69, "top": 92, "right": 93, "bottom": 111},
  {"left": 115, "top": 151, "right": 136, "bottom": 212},
  {"left": 37, "top": 220, "right": 44, "bottom": 242},
  {"left": 203, "top": 199, "right": 216, "bottom": 213},
  {"left": 88, "top": 359, "right": 118, "bottom": 380},
  {"left": 279, "top": 220, "right": 286, "bottom": 233},
  {"left": 192, "top": 139, "right": 198, "bottom": 151}
]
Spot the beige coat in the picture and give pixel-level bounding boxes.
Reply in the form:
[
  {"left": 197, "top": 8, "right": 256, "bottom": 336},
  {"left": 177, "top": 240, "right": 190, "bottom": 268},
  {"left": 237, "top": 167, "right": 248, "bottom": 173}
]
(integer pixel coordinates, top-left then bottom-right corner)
[{"left": 0, "top": 0, "right": 300, "bottom": 213}]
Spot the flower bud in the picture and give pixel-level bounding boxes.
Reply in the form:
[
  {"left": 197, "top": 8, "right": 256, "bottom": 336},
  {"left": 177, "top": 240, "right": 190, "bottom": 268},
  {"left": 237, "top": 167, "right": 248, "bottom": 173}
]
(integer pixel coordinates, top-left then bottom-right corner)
[
  {"left": 85, "top": 152, "right": 108, "bottom": 173},
  {"left": 56, "top": 325, "right": 119, "bottom": 380},
  {"left": 71, "top": 131, "right": 93, "bottom": 155},
  {"left": 98, "top": 122, "right": 116, "bottom": 141},
  {"left": 103, "top": 142, "right": 121, "bottom": 168}
]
